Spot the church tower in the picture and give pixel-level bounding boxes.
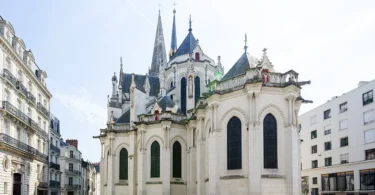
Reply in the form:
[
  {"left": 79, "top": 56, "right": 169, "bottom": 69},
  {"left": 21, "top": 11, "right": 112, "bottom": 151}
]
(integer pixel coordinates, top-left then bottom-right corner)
[{"left": 149, "top": 10, "right": 167, "bottom": 76}]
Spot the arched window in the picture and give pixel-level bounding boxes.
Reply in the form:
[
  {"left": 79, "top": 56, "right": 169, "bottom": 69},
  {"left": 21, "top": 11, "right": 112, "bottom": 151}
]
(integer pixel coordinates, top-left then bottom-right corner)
[
  {"left": 227, "top": 116, "right": 242, "bottom": 170},
  {"left": 173, "top": 142, "right": 182, "bottom": 178},
  {"left": 194, "top": 76, "right": 200, "bottom": 105},
  {"left": 119, "top": 148, "right": 128, "bottom": 180},
  {"left": 150, "top": 141, "right": 160, "bottom": 178},
  {"left": 263, "top": 113, "right": 277, "bottom": 169},
  {"left": 180, "top": 77, "right": 187, "bottom": 114},
  {"left": 195, "top": 52, "right": 200, "bottom": 60}
]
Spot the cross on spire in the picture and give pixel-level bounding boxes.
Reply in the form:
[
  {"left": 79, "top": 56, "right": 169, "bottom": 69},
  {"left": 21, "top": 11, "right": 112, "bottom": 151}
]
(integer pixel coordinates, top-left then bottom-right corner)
[
  {"left": 173, "top": 1, "right": 177, "bottom": 13},
  {"left": 189, "top": 15, "right": 192, "bottom": 31},
  {"left": 263, "top": 48, "right": 267, "bottom": 55},
  {"left": 244, "top": 33, "right": 248, "bottom": 53},
  {"left": 158, "top": 4, "right": 162, "bottom": 12}
]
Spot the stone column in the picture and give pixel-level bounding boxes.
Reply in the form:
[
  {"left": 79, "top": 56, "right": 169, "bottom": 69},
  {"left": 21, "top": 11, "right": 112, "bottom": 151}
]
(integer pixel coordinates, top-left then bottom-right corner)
[
  {"left": 285, "top": 96, "right": 300, "bottom": 195},
  {"left": 162, "top": 126, "right": 171, "bottom": 195},
  {"left": 249, "top": 93, "right": 261, "bottom": 195},
  {"left": 107, "top": 137, "right": 115, "bottom": 195},
  {"left": 196, "top": 137, "right": 202, "bottom": 195},
  {"left": 137, "top": 130, "right": 146, "bottom": 195},
  {"left": 128, "top": 131, "right": 136, "bottom": 195},
  {"left": 208, "top": 103, "right": 219, "bottom": 195}
]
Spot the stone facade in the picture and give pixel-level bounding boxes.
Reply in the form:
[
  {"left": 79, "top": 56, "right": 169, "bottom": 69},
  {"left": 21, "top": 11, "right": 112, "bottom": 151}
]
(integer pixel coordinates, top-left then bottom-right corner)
[
  {"left": 0, "top": 16, "right": 51, "bottom": 195},
  {"left": 299, "top": 80, "right": 375, "bottom": 195},
  {"left": 94, "top": 9, "right": 310, "bottom": 195}
]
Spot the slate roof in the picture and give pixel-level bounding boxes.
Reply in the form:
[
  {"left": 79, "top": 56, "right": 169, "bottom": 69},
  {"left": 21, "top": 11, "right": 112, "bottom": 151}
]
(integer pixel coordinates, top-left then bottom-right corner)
[
  {"left": 122, "top": 73, "right": 160, "bottom": 97},
  {"left": 221, "top": 52, "right": 252, "bottom": 81},
  {"left": 115, "top": 109, "right": 130, "bottom": 124},
  {"left": 157, "top": 96, "right": 184, "bottom": 114},
  {"left": 94, "top": 164, "right": 100, "bottom": 173},
  {"left": 170, "top": 31, "right": 197, "bottom": 60}
]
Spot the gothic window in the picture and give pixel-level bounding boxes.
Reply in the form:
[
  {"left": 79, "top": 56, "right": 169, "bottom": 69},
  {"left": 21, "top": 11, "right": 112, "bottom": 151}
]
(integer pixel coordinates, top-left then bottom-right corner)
[
  {"left": 119, "top": 148, "right": 128, "bottom": 180},
  {"left": 227, "top": 116, "right": 242, "bottom": 170},
  {"left": 263, "top": 113, "right": 277, "bottom": 169},
  {"left": 195, "top": 52, "right": 200, "bottom": 60},
  {"left": 194, "top": 76, "right": 200, "bottom": 105},
  {"left": 180, "top": 77, "right": 187, "bottom": 114},
  {"left": 173, "top": 142, "right": 182, "bottom": 178},
  {"left": 150, "top": 141, "right": 160, "bottom": 178}
]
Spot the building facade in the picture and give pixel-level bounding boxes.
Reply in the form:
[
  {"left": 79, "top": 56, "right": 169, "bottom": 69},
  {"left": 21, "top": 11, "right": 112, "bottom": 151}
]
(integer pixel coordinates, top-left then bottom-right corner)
[
  {"left": 92, "top": 163, "right": 100, "bottom": 195},
  {"left": 94, "top": 9, "right": 311, "bottom": 195},
  {"left": 81, "top": 160, "right": 98, "bottom": 195},
  {"left": 0, "top": 16, "right": 52, "bottom": 195},
  {"left": 300, "top": 80, "right": 375, "bottom": 195},
  {"left": 59, "top": 139, "right": 83, "bottom": 195},
  {"left": 49, "top": 114, "right": 62, "bottom": 195}
]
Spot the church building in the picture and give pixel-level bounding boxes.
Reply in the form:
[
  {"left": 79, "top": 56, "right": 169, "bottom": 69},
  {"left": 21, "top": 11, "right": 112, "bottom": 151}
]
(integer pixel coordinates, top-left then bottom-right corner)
[{"left": 94, "top": 8, "right": 311, "bottom": 195}]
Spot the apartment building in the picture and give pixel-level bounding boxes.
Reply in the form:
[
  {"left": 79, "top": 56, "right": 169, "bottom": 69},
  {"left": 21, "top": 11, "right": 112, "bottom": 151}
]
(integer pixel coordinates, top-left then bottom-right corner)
[
  {"left": 59, "top": 139, "right": 82, "bottom": 195},
  {"left": 0, "top": 16, "right": 52, "bottom": 195},
  {"left": 49, "top": 114, "right": 62, "bottom": 195},
  {"left": 81, "top": 160, "right": 98, "bottom": 195},
  {"left": 300, "top": 80, "right": 375, "bottom": 195}
]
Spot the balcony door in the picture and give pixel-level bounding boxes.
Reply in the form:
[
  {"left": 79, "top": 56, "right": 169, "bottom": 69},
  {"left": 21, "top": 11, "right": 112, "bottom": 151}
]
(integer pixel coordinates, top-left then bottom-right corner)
[{"left": 13, "top": 173, "right": 22, "bottom": 195}]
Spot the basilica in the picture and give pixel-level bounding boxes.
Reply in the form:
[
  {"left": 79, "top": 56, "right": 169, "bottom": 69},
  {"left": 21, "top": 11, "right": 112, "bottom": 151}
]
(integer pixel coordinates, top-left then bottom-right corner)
[{"left": 94, "top": 8, "right": 311, "bottom": 195}]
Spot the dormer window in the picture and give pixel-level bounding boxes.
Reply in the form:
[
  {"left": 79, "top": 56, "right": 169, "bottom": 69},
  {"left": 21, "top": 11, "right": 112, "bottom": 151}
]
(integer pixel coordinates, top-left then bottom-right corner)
[{"left": 195, "top": 52, "right": 200, "bottom": 61}]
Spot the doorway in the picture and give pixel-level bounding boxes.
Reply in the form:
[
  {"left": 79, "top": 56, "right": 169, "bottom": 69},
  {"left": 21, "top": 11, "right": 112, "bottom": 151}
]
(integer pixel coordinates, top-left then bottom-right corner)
[{"left": 13, "top": 173, "right": 22, "bottom": 195}]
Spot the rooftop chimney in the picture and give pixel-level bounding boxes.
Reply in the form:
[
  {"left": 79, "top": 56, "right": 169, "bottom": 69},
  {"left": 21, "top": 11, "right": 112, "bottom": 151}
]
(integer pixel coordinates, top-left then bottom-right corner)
[{"left": 66, "top": 139, "right": 78, "bottom": 149}]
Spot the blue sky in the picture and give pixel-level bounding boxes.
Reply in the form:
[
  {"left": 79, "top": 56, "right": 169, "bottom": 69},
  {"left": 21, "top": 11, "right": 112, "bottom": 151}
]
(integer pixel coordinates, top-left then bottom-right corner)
[{"left": 1, "top": 0, "right": 375, "bottom": 162}]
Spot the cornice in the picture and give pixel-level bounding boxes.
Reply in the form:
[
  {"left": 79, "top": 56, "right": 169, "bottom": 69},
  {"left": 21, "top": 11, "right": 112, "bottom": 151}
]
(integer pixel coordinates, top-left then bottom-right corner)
[{"left": 0, "top": 37, "right": 52, "bottom": 98}]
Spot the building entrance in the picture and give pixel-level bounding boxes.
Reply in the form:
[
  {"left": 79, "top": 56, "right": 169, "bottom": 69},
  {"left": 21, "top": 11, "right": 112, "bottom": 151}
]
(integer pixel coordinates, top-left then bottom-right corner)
[{"left": 13, "top": 173, "right": 22, "bottom": 195}]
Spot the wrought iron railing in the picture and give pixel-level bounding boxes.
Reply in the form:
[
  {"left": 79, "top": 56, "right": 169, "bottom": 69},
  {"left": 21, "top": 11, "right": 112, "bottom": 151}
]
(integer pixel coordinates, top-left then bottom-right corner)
[
  {"left": 49, "top": 162, "right": 60, "bottom": 170},
  {"left": 27, "top": 92, "right": 36, "bottom": 105},
  {"left": 38, "top": 182, "right": 48, "bottom": 188},
  {"left": 66, "top": 169, "right": 81, "bottom": 175},
  {"left": 37, "top": 102, "right": 50, "bottom": 117},
  {"left": 0, "top": 133, "right": 38, "bottom": 156},
  {"left": 50, "top": 143, "right": 60, "bottom": 154},
  {"left": 2, "top": 101, "right": 48, "bottom": 139},
  {"left": 3, "top": 69, "right": 17, "bottom": 86},
  {"left": 16, "top": 81, "right": 28, "bottom": 97},
  {"left": 49, "top": 180, "right": 60, "bottom": 188},
  {"left": 65, "top": 184, "right": 80, "bottom": 190}
]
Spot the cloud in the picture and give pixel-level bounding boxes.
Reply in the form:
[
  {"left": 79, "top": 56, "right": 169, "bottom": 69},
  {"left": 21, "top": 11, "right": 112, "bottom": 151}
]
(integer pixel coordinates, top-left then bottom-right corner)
[{"left": 53, "top": 88, "right": 107, "bottom": 128}]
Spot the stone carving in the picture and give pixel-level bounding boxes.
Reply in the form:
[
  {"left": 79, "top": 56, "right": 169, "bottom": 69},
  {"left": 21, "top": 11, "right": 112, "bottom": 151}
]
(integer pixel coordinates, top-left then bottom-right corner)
[
  {"left": 188, "top": 76, "right": 193, "bottom": 98},
  {"left": 257, "top": 104, "right": 287, "bottom": 125},
  {"left": 220, "top": 107, "right": 249, "bottom": 129}
]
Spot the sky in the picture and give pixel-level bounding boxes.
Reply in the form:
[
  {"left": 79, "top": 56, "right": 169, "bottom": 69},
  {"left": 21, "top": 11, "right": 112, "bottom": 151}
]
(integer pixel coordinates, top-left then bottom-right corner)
[{"left": 1, "top": 0, "right": 375, "bottom": 162}]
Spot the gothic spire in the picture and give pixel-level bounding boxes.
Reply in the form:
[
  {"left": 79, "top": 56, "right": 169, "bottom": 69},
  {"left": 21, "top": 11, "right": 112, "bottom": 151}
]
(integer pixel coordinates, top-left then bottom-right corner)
[
  {"left": 169, "top": 5, "right": 177, "bottom": 58},
  {"left": 149, "top": 10, "right": 167, "bottom": 76}
]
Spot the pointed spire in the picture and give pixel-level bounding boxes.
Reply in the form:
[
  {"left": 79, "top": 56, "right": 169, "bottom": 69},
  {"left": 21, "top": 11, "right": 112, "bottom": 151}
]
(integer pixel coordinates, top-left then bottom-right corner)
[
  {"left": 244, "top": 33, "right": 248, "bottom": 53},
  {"left": 169, "top": 3, "right": 177, "bottom": 58},
  {"left": 189, "top": 15, "right": 192, "bottom": 32},
  {"left": 149, "top": 10, "right": 167, "bottom": 76},
  {"left": 118, "top": 57, "right": 123, "bottom": 89}
]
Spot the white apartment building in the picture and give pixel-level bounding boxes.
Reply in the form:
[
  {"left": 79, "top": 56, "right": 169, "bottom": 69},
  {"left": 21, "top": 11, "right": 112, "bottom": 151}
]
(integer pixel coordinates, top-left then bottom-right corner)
[
  {"left": 0, "top": 16, "right": 52, "bottom": 195},
  {"left": 59, "top": 139, "right": 83, "bottom": 195},
  {"left": 81, "top": 160, "right": 98, "bottom": 195},
  {"left": 300, "top": 80, "right": 375, "bottom": 195},
  {"left": 49, "top": 114, "right": 62, "bottom": 195}
]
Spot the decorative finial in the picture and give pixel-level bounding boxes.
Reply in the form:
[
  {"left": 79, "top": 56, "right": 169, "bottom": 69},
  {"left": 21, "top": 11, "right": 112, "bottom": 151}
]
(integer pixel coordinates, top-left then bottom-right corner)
[
  {"left": 263, "top": 48, "right": 267, "bottom": 55},
  {"left": 173, "top": 1, "right": 176, "bottom": 13},
  {"left": 189, "top": 15, "right": 192, "bottom": 32},
  {"left": 244, "top": 33, "right": 248, "bottom": 53},
  {"left": 158, "top": 4, "right": 161, "bottom": 13},
  {"left": 120, "top": 57, "right": 123, "bottom": 66},
  {"left": 218, "top": 56, "right": 221, "bottom": 62}
]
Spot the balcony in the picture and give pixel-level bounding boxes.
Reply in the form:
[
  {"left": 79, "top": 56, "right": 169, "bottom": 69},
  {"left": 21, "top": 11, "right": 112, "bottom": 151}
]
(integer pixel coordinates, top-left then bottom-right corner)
[
  {"left": 3, "top": 69, "right": 17, "bottom": 86},
  {"left": 49, "top": 180, "right": 60, "bottom": 188},
  {"left": 66, "top": 169, "right": 81, "bottom": 176},
  {"left": 50, "top": 143, "right": 60, "bottom": 154},
  {"left": 65, "top": 184, "right": 80, "bottom": 190},
  {"left": 38, "top": 182, "right": 48, "bottom": 188},
  {"left": 37, "top": 102, "right": 50, "bottom": 118},
  {"left": 16, "top": 81, "right": 28, "bottom": 97},
  {"left": 2, "top": 101, "right": 48, "bottom": 139},
  {"left": 49, "top": 162, "right": 60, "bottom": 171},
  {"left": 27, "top": 92, "right": 36, "bottom": 105},
  {"left": 0, "top": 133, "right": 38, "bottom": 158}
]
